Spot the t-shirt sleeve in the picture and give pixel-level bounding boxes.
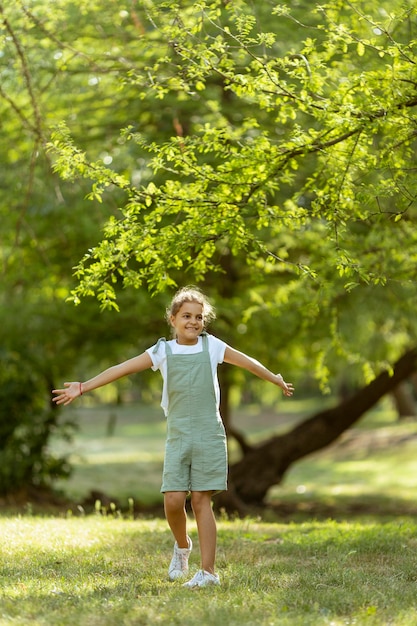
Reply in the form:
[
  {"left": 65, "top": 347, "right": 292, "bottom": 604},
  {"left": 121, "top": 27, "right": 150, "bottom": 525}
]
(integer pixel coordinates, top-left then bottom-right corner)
[
  {"left": 146, "top": 340, "right": 167, "bottom": 372},
  {"left": 208, "top": 334, "right": 227, "bottom": 363}
]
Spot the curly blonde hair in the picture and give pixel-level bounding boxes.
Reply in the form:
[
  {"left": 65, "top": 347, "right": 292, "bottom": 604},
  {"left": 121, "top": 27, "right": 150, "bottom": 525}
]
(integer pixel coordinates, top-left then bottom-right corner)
[{"left": 166, "top": 286, "right": 216, "bottom": 329}]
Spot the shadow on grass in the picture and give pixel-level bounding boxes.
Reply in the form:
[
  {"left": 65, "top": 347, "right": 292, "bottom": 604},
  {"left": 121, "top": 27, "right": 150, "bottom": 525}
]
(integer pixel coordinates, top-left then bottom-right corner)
[
  {"left": 2, "top": 484, "right": 417, "bottom": 523},
  {"left": 264, "top": 492, "right": 417, "bottom": 522}
]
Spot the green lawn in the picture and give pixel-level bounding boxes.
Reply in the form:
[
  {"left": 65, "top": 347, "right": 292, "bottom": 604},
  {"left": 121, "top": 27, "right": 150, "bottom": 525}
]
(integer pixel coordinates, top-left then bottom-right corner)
[{"left": 1, "top": 515, "right": 417, "bottom": 625}]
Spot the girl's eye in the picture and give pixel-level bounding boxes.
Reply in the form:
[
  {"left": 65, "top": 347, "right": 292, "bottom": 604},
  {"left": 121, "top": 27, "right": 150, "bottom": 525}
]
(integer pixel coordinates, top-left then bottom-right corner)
[{"left": 181, "top": 313, "right": 203, "bottom": 320}]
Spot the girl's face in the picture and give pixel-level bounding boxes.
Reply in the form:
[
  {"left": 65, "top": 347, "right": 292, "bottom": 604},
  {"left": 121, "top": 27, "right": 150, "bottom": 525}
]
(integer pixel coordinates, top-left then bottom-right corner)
[{"left": 170, "top": 301, "right": 204, "bottom": 345}]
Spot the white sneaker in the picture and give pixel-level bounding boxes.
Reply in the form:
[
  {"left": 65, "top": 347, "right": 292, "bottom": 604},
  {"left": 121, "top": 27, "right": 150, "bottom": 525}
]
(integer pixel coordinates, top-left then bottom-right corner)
[
  {"left": 182, "top": 569, "right": 220, "bottom": 589},
  {"left": 168, "top": 537, "right": 192, "bottom": 580}
]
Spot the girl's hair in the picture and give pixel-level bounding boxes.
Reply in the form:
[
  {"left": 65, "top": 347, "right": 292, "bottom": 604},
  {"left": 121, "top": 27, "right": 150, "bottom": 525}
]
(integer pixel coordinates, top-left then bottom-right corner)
[{"left": 166, "top": 286, "right": 216, "bottom": 328}]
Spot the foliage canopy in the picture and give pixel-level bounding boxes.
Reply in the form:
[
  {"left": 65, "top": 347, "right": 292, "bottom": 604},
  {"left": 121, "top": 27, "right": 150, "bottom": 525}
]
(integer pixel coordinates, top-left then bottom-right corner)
[{"left": 45, "top": 0, "right": 417, "bottom": 376}]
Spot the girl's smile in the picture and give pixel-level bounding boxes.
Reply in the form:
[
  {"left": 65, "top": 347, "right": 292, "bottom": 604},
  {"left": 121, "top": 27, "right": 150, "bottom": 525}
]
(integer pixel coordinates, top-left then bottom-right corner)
[
  {"left": 52, "top": 284, "right": 293, "bottom": 589},
  {"left": 170, "top": 301, "right": 204, "bottom": 345}
]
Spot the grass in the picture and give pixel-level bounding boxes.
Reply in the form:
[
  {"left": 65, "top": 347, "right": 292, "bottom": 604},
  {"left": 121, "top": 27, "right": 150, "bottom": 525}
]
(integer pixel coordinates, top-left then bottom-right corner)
[
  {"left": 1, "top": 514, "right": 417, "bottom": 625},
  {"left": 3, "top": 397, "right": 417, "bottom": 624}
]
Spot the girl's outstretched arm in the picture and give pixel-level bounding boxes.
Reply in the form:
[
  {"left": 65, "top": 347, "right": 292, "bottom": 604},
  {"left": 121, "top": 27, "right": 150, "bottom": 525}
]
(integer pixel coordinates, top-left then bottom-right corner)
[
  {"left": 52, "top": 352, "right": 153, "bottom": 406},
  {"left": 223, "top": 346, "right": 294, "bottom": 397}
]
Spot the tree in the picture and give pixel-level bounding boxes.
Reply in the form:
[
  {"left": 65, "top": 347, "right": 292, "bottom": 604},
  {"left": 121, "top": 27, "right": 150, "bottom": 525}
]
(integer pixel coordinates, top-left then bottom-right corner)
[
  {"left": 48, "top": 0, "right": 417, "bottom": 374},
  {"left": 46, "top": 0, "right": 417, "bottom": 507},
  {"left": 2, "top": 0, "right": 417, "bottom": 502},
  {"left": 218, "top": 347, "right": 417, "bottom": 512},
  {"left": 0, "top": 0, "right": 172, "bottom": 493}
]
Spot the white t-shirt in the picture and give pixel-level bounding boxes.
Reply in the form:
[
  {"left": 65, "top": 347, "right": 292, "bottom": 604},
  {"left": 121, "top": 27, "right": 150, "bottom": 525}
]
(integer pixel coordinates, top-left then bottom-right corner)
[{"left": 146, "top": 333, "right": 227, "bottom": 415}]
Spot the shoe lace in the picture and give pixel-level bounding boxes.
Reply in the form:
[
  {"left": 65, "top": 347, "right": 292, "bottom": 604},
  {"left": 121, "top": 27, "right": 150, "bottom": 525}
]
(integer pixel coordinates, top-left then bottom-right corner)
[
  {"left": 194, "top": 570, "right": 205, "bottom": 584},
  {"left": 171, "top": 546, "right": 189, "bottom": 571},
  {"left": 178, "top": 552, "right": 189, "bottom": 569}
]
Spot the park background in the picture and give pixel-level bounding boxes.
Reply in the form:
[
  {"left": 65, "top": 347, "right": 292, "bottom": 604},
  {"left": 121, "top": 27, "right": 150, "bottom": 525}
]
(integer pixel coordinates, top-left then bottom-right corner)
[{"left": 2, "top": 0, "right": 417, "bottom": 624}]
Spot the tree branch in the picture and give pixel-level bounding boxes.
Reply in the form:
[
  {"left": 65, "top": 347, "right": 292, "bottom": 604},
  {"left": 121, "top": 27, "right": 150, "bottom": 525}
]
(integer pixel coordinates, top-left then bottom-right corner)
[{"left": 229, "top": 346, "right": 417, "bottom": 505}]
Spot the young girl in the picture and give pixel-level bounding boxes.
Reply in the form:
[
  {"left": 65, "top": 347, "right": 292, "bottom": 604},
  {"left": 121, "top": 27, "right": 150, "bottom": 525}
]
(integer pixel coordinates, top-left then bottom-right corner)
[{"left": 52, "top": 286, "right": 294, "bottom": 589}]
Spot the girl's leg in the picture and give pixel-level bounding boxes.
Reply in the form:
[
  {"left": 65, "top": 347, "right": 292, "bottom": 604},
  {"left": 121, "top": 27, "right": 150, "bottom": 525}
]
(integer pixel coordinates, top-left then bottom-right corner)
[
  {"left": 190, "top": 490, "right": 216, "bottom": 574},
  {"left": 164, "top": 491, "right": 189, "bottom": 548}
]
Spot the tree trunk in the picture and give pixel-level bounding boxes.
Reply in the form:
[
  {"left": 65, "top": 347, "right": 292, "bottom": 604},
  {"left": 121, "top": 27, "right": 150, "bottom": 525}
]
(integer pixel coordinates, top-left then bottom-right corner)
[
  {"left": 215, "top": 347, "right": 417, "bottom": 512},
  {"left": 392, "top": 382, "right": 416, "bottom": 419}
]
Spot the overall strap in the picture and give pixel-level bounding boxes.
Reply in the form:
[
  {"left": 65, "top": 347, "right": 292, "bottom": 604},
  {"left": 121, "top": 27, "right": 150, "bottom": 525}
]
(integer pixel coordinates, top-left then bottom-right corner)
[{"left": 153, "top": 337, "right": 172, "bottom": 355}]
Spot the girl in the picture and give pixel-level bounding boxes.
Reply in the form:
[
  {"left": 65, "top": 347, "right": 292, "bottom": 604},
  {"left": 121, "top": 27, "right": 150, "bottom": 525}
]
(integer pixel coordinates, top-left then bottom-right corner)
[{"left": 52, "top": 286, "right": 294, "bottom": 589}]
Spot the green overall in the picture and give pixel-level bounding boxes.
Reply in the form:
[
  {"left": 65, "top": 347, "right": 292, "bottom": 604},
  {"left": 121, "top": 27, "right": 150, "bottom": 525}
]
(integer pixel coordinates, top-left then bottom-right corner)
[{"left": 157, "top": 333, "right": 227, "bottom": 493}]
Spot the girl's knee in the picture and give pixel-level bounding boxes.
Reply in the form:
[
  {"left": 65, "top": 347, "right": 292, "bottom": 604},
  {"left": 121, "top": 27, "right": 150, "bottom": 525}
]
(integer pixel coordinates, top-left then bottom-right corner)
[
  {"left": 164, "top": 491, "right": 186, "bottom": 512},
  {"left": 190, "top": 490, "right": 213, "bottom": 514}
]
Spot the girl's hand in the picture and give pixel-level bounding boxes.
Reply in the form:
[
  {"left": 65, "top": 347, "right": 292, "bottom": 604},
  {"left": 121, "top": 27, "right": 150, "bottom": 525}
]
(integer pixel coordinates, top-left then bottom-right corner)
[
  {"left": 276, "top": 374, "right": 294, "bottom": 397},
  {"left": 52, "top": 382, "right": 82, "bottom": 406}
]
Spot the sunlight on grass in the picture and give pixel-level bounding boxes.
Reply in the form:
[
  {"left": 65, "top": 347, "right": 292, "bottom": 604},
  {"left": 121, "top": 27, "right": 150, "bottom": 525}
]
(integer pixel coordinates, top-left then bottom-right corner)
[
  {"left": 2, "top": 516, "right": 417, "bottom": 625},
  {"left": 281, "top": 428, "right": 417, "bottom": 498}
]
